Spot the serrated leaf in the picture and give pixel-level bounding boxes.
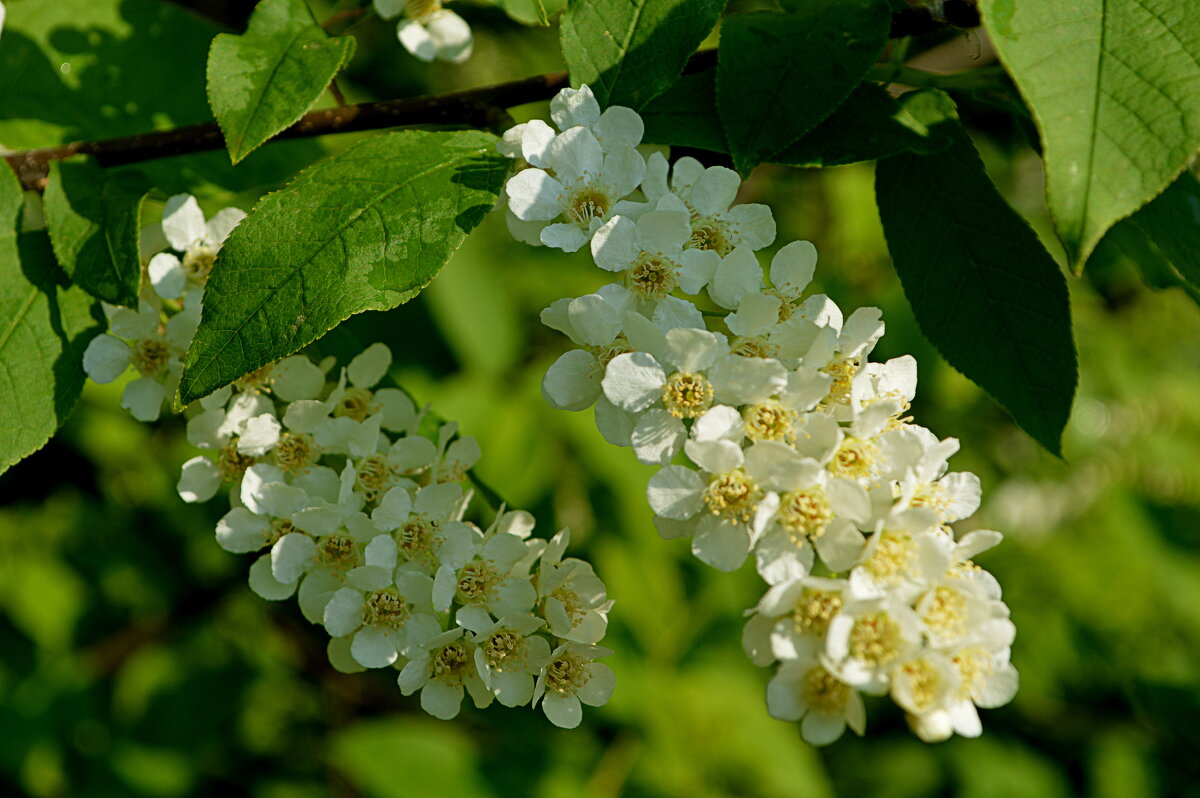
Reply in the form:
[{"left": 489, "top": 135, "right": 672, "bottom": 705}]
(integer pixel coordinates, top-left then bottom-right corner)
[
  {"left": 43, "top": 159, "right": 147, "bottom": 308},
  {"left": 875, "top": 97, "right": 1077, "bottom": 455},
  {"left": 981, "top": 0, "right": 1200, "bottom": 269},
  {"left": 717, "top": 2, "right": 891, "bottom": 174},
  {"left": 0, "top": 168, "right": 103, "bottom": 476},
  {"left": 560, "top": 0, "right": 726, "bottom": 109},
  {"left": 207, "top": 0, "right": 356, "bottom": 164},
  {"left": 178, "top": 130, "right": 509, "bottom": 405}
]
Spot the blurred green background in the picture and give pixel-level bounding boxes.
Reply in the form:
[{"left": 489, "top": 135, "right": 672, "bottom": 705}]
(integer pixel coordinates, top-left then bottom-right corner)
[{"left": 3, "top": 1, "right": 1200, "bottom": 796}]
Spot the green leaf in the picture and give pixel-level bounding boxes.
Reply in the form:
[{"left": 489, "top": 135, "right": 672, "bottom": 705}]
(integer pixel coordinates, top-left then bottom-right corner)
[
  {"left": 875, "top": 95, "right": 1077, "bottom": 455},
  {"left": 43, "top": 159, "right": 147, "bottom": 308},
  {"left": 0, "top": 168, "right": 103, "bottom": 476},
  {"left": 207, "top": 0, "right": 356, "bottom": 164},
  {"left": 640, "top": 70, "right": 729, "bottom": 153},
  {"left": 498, "top": 0, "right": 567, "bottom": 26},
  {"left": 1113, "top": 172, "right": 1200, "bottom": 290},
  {"left": 981, "top": 0, "right": 1200, "bottom": 269},
  {"left": 560, "top": 0, "right": 726, "bottom": 109},
  {"left": 178, "top": 130, "right": 509, "bottom": 405},
  {"left": 717, "top": 2, "right": 891, "bottom": 174},
  {"left": 330, "top": 719, "right": 494, "bottom": 798},
  {"left": 774, "top": 83, "right": 952, "bottom": 167}
]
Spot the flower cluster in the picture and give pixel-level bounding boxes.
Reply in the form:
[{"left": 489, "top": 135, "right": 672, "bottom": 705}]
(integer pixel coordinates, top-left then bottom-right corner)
[
  {"left": 81, "top": 195, "right": 245, "bottom": 421},
  {"left": 176, "top": 344, "right": 615, "bottom": 727},
  {"left": 498, "top": 84, "right": 1018, "bottom": 745},
  {"left": 373, "top": 0, "right": 472, "bottom": 64}
]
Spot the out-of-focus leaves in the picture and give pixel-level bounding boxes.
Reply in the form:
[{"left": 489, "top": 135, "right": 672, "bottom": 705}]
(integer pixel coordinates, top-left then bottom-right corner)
[
  {"left": 330, "top": 720, "right": 494, "bottom": 798},
  {"left": 207, "top": 0, "right": 356, "bottom": 164}
]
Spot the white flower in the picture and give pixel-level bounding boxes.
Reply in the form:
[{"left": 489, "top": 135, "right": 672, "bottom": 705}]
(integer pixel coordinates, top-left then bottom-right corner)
[
  {"left": 148, "top": 194, "right": 245, "bottom": 299},
  {"left": 533, "top": 642, "right": 615, "bottom": 729},
  {"left": 82, "top": 301, "right": 193, "bottom": 421},
  {"left": 823, "top": 596, "right": 925, "bottom": 694},
  {"left": 540, "top": 285, "right": 636, "bottom": 411},
  {"left": 323, "top": 553, "right": 443, "bottom": 669},
  {"left": 766, "top": 653, "right": 865, "bottom": 745},
  {"left": 461, "top": 612, "right": 552, "bottom": 707},
  {"left": 375, "top": 0, "right": 472, "bottom": 64},
  {"left": 645, "top": 438, "right": 778, "bottom": 571},
  {"left": 591, "top": 205, "right": 719, "bottom": 300},
  {"left": 642, "top": 153, "right": 776, "bottom": 258},
  {"left": 398, "top": 628, "right": 495, "bottom": 719},
  {"left": 431, "top": 524, "right": 538, "bottom": 619},
  {"left": 549, "top": 85, "right": 645, "bottom": 153},
  {"left": 536, "top": 530, "right": 613, "bottom": 644},
  {"left": 372, "top": 482, "right": 477, "bottom": 574},
  {"left": 742, "top": 575, "right": 850, "bottom": 667},
  {"left": 505, "top": 126, "right": 646, "bottom": 252}
]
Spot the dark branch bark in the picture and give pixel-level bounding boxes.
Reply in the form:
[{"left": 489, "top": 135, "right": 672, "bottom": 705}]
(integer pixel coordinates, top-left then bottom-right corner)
[{"left": 3, "top": 0, "right": 973, "bottom": 194}]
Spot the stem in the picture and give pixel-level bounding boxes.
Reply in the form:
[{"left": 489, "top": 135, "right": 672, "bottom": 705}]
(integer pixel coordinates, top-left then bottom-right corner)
[{"left": 864, "top": 63, "right": 1006, "bottom": 92}]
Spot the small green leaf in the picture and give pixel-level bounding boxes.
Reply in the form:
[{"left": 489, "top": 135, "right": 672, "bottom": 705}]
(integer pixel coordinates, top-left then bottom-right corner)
[
  {"left": 981, "top": 0, "right": 1200, "bottom": 268},
  {"left": 499, "top": 0, "right": 567, "bottom": 25},
  {"left": 0, "top": 168, "right": 103, "bottom": 476},
  {"left": 178, "top": 130, "right": 509, "bottom": 405},
  {"left": 43, "top": 159, "right": 147, "bottom": 308},
  {"left": 875, "top": 95, "right": 1077, "bottom": 455},
  {"left": 717, "top": 2, "right": 891, "bottom": 174},
  {"left": 560, "top": 0, "right": 726, "bottom": 109},
  {"left": 207, "top": 0, "right": 356, "bottom": 164}
]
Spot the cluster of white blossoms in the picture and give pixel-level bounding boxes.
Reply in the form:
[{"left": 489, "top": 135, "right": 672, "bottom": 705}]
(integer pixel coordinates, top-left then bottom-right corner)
[
  {"left": 175, "top": 343, "right": 615, "bottom": 727},
  {"left": 373, "top": 0, "right": 472, "bottom": 64},
  {"left": 498, "top": 84, "right": 1018, "bottom": 745},
  {"left": 81, "top": 195, "right": 245, "bottom": 421}
]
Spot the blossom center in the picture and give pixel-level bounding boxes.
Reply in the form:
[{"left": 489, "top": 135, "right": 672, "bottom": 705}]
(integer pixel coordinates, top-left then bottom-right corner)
[
  {"left": 274, "top": 432, "right": 317, "bottom": 474},
  {"left": 688, "top": 216, "right": 732, "bottom": 256},
  {"left": 626, "top": 254, "right": 677, "bottom": 299},
  {"left": 132, "top": 338, "right": 170, "bottom": 378},
  {"left": 588, "top": 334, "right": 631, "bottom": 369},
  {"left": 566, "top": 187, "right": 611, "bottom": 229},
  {"left": 335, "top": 387, "right": 376, "bottom": 422},
  {"left": 662, "top": 372, "right": 713, "bottom": 418},
  {"left": 821, "top": 357, "right": 861, "bottom": 406},
  {"left": 484, "top": 630, "right": 524, "bottom": 668},
  {"left": 848, "top": 612, "right": 903, "bottom": 667},
  {"left": 183, "top": 245, "right": 217, "bottom": 280},
  {"left": 731, "top": 336, "right": 778, "bottom": 359},
  {"left": 456, "top": 562, "right": 498, "bottom": 604},
  {"left": 545, "top": 653, "right": 589, "bottom": 694},
  {"left": 792, "top": 588, "right": 843, "bottom": 638},
  {"left": 318, "top": 535, "right": 357, "bottom": 571},
  {"left": 922, "top": 586, "right": 968, "bottom": 641},
  {"left": 264, "top": 518, "right": 296, "bottom": 547},
  {"left": 217, "top": 440, "right": 258, "bottom": 481},
  {"left": 779, "top": 489, "right": 832, "bottom": 542},
  {"left": 952, "top": 646, "right": 993, "bottom": 701},
  {"left": 900, "top": 658, "right": 943, "bottom": 712},
  {"left": 356, "top": 454, "right": 396, "bottom": 502},
  {"left": 399, "top": 518, "right": 440, "bottom": 563},
  {"left": 365, "top": 589, "right": 410, "bottom": 630},
  {"left": 801, "top": 666, "right": 852, "bottom": 714},
  {"left": 829, "top": 437, "right": 880, "bottom": 482},
  {"left": 406, "top": 0, "right": 443, "bottom": 20},
  {"left": 235, "top": 365, "right": 273, "bottom": 392},
  {"left": 863, "top": 531, "right": 917, "bottom": 587},
  {"left": 744, "top": 401, "right": 797, "bottom": 443},
  {"left": 702, "top": 469, "right": 762, "bottom": 522},
  {"left": 433, "top": 642, "right": 471, "bottom": 683}
]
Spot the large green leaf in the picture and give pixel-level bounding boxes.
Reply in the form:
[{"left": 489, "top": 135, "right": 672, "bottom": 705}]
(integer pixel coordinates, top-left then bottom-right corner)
[
  {"left": 639, "top": 70, "right": 729, "bottom": 153},
  {"left": 0, "top": 168, "right": 102, "bottom": 476},
  {"left": 982, "top": 0, "right": 1200, "bottom": 269},
  {"left": 178, "top": 130, "right": 509, "bottom": 405},
  {"left": 560, "top": 0, "right": 726, "bottom": 109},
  {"left": 875, "top": 95, "right": 1077, "bottom": 455},
  {"left": 1111, "top": 172, "right": 1200, "bottom": 290},
  {"left": 717, "top": 2, "right": 891, "bottom": 174},
  {"left": 207, "top": 0, "right": 356, "bottom": 164},
  {"left": 43, "top": 159, "right": 147, "bottom": 308}
]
